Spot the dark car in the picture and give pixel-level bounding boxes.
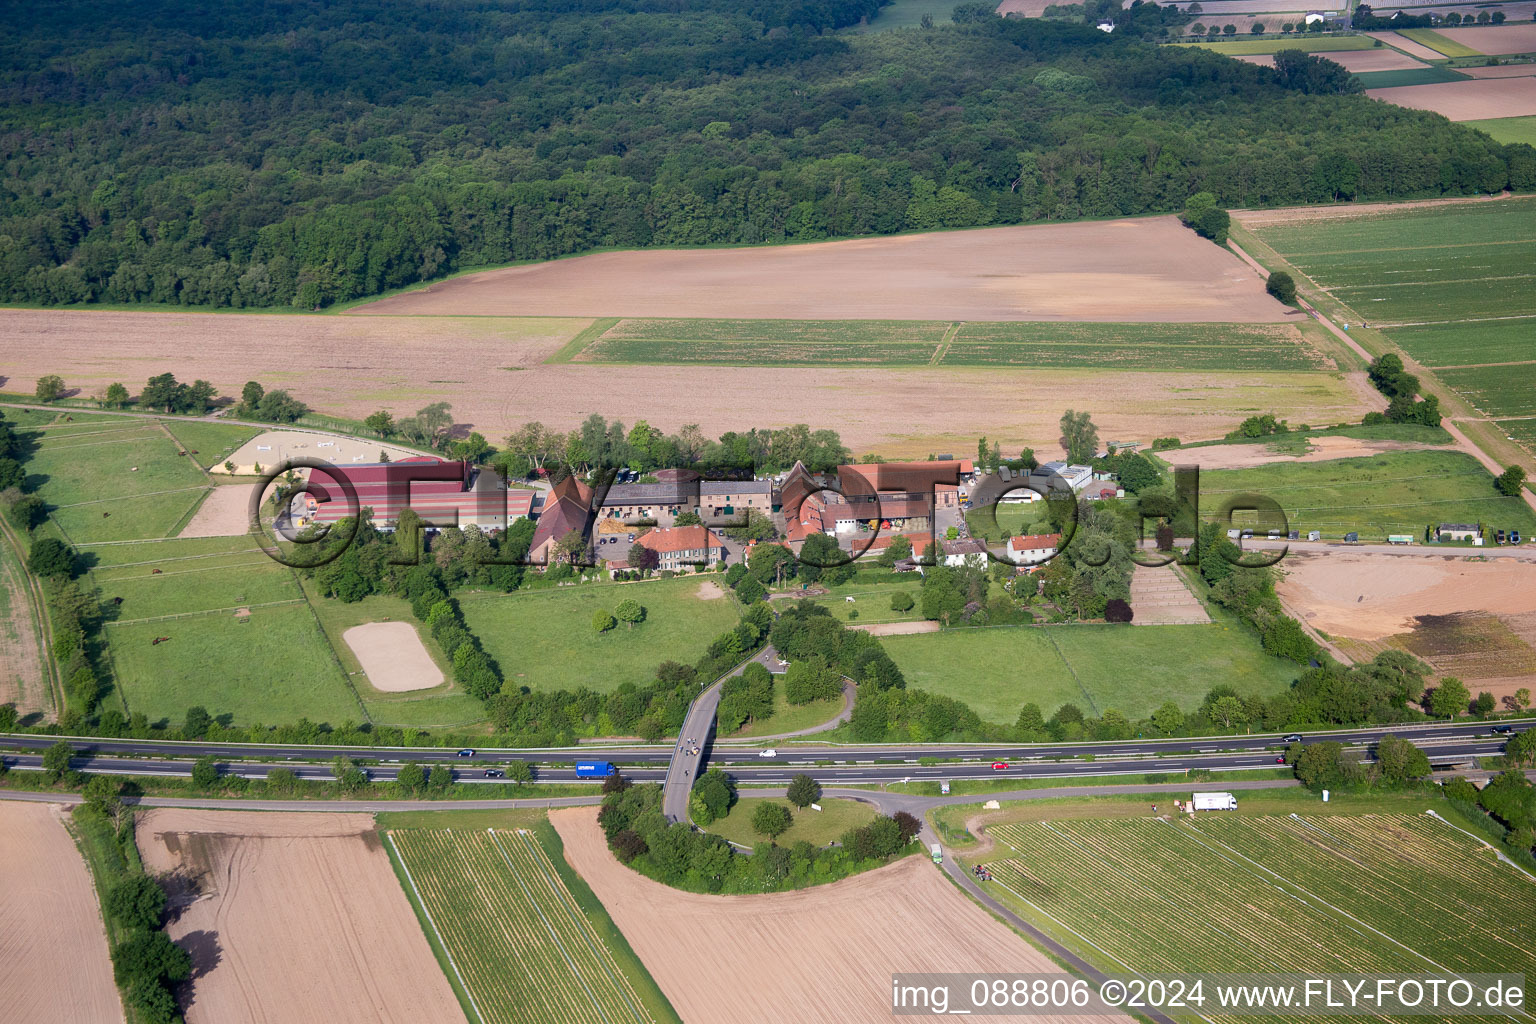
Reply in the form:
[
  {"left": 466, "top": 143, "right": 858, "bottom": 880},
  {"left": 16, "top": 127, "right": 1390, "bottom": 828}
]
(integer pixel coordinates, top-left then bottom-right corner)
[
  {"left": 483, "top": 768, "right": 505, "bottom": 778},
  {"left": 1492, "top": 725, "right": 1515, "bottom": 735},
  {"left": 1283, "top": 734, "right": 1303, "bottom": 743},
  {"left": 457, "top": 748, "right": 475, "bottom": 757}
]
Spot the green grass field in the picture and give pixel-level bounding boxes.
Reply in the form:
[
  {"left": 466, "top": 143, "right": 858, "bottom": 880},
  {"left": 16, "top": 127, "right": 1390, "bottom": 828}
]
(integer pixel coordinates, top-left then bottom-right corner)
[
  {"left": 81, "top": 534, "right": 266, "bottom": 567},
  {"left": 982, "top": 813, "right": 1536, "bottom": 984},
  {"left": 1436, "top": 362, "right": 1536, "bottom": 417},
  {"left": 706, "top": 797, "right": 875, "bottom": 847},
  {"left": 1398, "top": 27, "right": 1483, "bottom": 57},
  {"left": 106, "top": 602, "right": 360, "bottom": 725},
  {"left": 1352, "top": 65, "right": 1468, "bottom": 88},
  {"left": 852, "top": 0, "right": 953, "bottom": 31},
  {"left": 728, "top": 684, "right": 845, "bottom": 738},
  {"left": 1467, "top": 114, "right": 1536, "bottom": 146},
  {"left": 1200, "top": 449, "right": 1536, "bottom": 537},
  {"left": 880, "top": 619, "right": 1297, "bottom": 723},
  {"left": 387, "top": 825, "right": 676, "bottom": 1024},
  {"left": 1388, "top": 317, "right": 1536, "bottom": 368},
  {"left": 95, "top": 561, "right": 301, "bottom": 620},
  {"left": 1498, "top": 417, "right": 1536, "bottom": 456},
  {"left": 570, "top": 318, "right": 1333, "bottom": 371},
  {"left": 1252, "top": 198, "right": 1536, "bottom": 327},
  {"left": 159, "top": 419, "right": 261, "bottom": 468},
  {"left": 965, "top": 502, "right": 1052, "bottom": 542},
  {"left": 807, "top": 579, "right": 926, "bottom": 625},
  {"left": 460, "top": 577, "right": 743, "bottom": 693},
  {"left": 1176, "top": 35, "right": 1374, "bottom": 55}
]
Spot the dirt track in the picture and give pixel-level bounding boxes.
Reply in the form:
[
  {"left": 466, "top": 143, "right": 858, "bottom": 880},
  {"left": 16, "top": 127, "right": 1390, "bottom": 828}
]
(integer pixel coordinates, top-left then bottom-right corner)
[
  {"left": 0, "top": 802, "right": 121, "bottom": 1023},
  {"left": 352, "top": 218, "right": 1292, "bottom": 323},
  {"left": 1276, "top": 550, "right": 1536, "bottom": 640},
  {"left": 136, "top": 809, "right": 465, "bottom": 1024},
  {"left": 550, "top": 806, "right": 1125, "bottom": 1024}
]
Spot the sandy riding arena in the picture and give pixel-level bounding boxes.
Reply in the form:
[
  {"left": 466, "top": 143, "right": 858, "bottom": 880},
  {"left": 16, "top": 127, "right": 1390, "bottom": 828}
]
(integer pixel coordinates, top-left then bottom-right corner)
[
  {"left": 550, "top": 807, "right": 1125, "bottom": 1024},
  {"left": 1367, "top": 77, "right": 1536, "bottom": 121},
  {"left": 352, "top": 218, "right": 1291, "bottom": 323},
  {"left": 0, "top": 802, "right": 121, "bottom": 1024},
  {"left": 343, "top": 622, "right": 444, "bottom": 692},
  {"left": 178, "top": 485, "right": 255, "bottom": 539},
  {"left": 136, "top": 809, "right": 464, "bottom": 1024},
  {"left": 1276, "top": 551, "right": 1536, "bottom": 640},
  {"left": 220, "top": 430, "right": 432, "bottom": 476}
]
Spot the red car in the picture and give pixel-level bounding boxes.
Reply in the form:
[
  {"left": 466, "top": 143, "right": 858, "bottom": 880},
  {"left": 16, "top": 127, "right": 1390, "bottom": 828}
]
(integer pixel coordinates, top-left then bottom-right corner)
[
  {"left": 991, "top": 761, "right": 1009, "bottom": 771},
  {"left": 1275, "top": 756, "right": 1287, "bottom": 764}
]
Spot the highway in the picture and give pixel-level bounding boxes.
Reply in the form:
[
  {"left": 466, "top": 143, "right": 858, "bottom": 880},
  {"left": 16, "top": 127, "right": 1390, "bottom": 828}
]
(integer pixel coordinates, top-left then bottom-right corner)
[
  {"left": 1, "top": 735, "right": 1511, "bottom": 787},
  {"left": 1, "top": 718, "right": 1521, "bottom": 768}
]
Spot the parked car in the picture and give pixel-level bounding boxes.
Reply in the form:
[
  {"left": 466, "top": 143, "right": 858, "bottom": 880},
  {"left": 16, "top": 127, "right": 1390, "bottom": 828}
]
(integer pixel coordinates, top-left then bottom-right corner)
[
  {"left": 457, "top": 748, "right": 475, "bottom": 757},
  {"left": 483, "top": 768, "right": 504, "bottom": 778},
  {"left": 758, "top": 749, "right": 777, "bottom": 758},
  {"left": 991, "top": 761, "right": 1009, "bottom": 771}
]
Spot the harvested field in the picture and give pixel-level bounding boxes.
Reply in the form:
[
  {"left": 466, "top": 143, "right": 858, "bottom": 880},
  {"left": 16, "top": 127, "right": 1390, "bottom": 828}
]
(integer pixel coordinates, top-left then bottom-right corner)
[
  {"left": 1367, "top": 76, "right": 1536, "bottom": 120},
  {"left": 1128, "top": 565, "right": 1209, "bottom": 625},
  {"left": 1308, "top": 47, "right": 1430, "bottom": 71},
  {"left": 1166, "top": 433, "right": 1448, "bottom": 470},
  {"left": 549, "top": 807, "right": 1125, "bottom": 1024},
  {"left": 0, "top": 310, "right": 1367, "bottom": 456},
  {"left": 344, "top": 621, "right": 443, "bottom": 693},
  {"left": 996, "top": 0, "right": 1054, "bottom": 13},
  {"left": 178, "top": 484, "right": 255, "bottom": 538},
  {"left": 222, "top": 429, "right": 434, "bottom": 475},
  {"left": 136, "top": 809, "right": 465, "bottom": 1024},
  {"left": 0, "top": 802, "right": 121, "bottom": 1024},
  {"left": 1176, "top": 35, "right": 1374, "bottom": 55},
  {"left": 1275, "top": 550, "right": 1536, "bottom": 640},
  {"left": 1397, "top": 611, "right": 1536, "bottom": 679},
  {"left": 1231, "top": 191, "right": 1516, "bottom": 229},
  {"left": 352, "top": 218, "right": 1293, "bottom": 323},
  {"left": 1463, "top": 63, "right": 1536, "bottom": 78},
  {"left": 0, "top": 537, "right": 48, "bottom": 717},
  {"left": 1440, "top": 24, "right": 1536, "bottom": 54},
  {"left": 1366, "top": 30, "right": 1453, "bottom": 60}
]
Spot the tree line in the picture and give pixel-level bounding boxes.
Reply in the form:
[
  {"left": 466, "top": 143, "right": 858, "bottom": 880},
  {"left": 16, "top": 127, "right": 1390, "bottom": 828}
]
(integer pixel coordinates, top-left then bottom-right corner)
[{"left": 5, "top": 3, "right": 1533, "bottom": 309}]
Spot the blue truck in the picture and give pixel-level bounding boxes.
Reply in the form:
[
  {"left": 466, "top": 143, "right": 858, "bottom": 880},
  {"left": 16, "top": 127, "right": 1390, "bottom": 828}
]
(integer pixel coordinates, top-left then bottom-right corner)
[{"left": 575, "top": 761, "right": 617, "bottom": 778}]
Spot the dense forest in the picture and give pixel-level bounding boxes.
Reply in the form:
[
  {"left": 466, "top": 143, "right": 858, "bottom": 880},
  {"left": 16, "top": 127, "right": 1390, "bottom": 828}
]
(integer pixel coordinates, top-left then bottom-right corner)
[{"left": 3, "top": 0, "right": 1532, "bottom": 309}]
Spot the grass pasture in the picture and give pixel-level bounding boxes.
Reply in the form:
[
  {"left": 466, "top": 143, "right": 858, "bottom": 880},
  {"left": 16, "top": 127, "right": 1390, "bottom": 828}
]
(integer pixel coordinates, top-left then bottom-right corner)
[
  {"left": 939, "top": 321, "right": 1330, "bottom": 371},
  {"left": 1200, "top": 449, "right": 1536, "bottom": 537},
  {"left": 1176, "top": 35, "right": 1374, "bottom": 55},
  {"left": 1468, "top": 114, "right": 1536, "bottom": 145},
  {"left": 105, "top": 602, "right": 359, "bottom": 725},
  {"left": 1498, "top": 417, "right": 1536, "bottom": 456},
  {"left": 95, "top": 560, "right": 300, "bottom": 620},
  {"left": 461, "top": 577, "right": 742, "bottom": 694},
  {"left": 1436, "top": 362, "right": 1536, "bottom": 417},
  {"left": 387, "top": 825, "right": 674, "bottom": 1024},
  {"left": 159, "top": 419, "right": 261, "bottom": 469},
  {"left": 981, "top": 813, "right": 1536, "bottom": 987},
  {"left": 705, "top": 797, "right": 875, "bottom": 848},
  {"left": 880, "top": 619, "right": 1297, "bottom": 723},
  {"left": 1352, "top": 65, "right": 1468, "bottom": 88},
  {"left": 1398, "top": 27, "right": 1483, "bottom": 58}
]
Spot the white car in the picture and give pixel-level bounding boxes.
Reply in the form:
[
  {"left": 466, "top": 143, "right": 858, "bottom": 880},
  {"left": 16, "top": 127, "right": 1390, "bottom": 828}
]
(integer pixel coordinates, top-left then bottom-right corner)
[{"left": 758, "top": 749, "right": 777, "bottom": 758}]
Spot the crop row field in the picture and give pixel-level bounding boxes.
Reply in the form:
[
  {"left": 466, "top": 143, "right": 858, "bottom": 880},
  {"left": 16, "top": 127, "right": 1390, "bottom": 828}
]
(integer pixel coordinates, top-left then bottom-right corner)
[
  {"left": 1387, "top": 317, "right": 1536, "bottom": 369},
  {"left": 570, "top": 318, "right": 1333, "bottom": 371},
  {"left": 1436, "top": 362, "right": 1536, "bottom": 417},
  {"left": 1199, "top": 449, "right": 1536, "bottom": 537},
  {"left": 983, "top": 813, "right": 1536, "bottom": 1021},
  {"left": 1174, "top": 34, "right": 1375, "bottom": 56},
  {"left": 388, "top": 827, "right": 667, "bottom": 1024}
]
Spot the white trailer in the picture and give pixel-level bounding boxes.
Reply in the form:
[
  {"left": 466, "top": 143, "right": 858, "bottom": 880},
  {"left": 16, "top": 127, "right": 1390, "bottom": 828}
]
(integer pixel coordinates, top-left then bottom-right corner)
[{"left": 1191, "top": 791, "right": 1237, "bottom": 811}]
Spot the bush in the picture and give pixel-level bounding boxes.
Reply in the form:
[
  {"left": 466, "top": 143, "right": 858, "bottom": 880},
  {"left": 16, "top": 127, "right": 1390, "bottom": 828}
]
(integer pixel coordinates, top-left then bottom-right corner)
[
  {"left": 786, "top": 773, "right": 821, "bottom": 808},
  {"left": 105, "top": 875, "right": 168, "bottom": 931},
  {"left": 890, "top": 591, "right": 914, "bottom": 612},
  {"left": 1104, "top": 598, "right": 1133, "bottom": 623},
  {"left": 752, "top": 801, "right": 793, "bottom": 839},
  {"left": 1266, "top": 271, "right": 1297, "bottom": 304}
]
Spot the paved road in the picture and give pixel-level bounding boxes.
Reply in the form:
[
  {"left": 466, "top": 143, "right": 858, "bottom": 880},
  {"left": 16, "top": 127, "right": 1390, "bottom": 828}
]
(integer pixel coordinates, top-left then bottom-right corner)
[
  {"left": 661, "top": 646, "right": 785, "bottom": 821},
  {"left": 4, "top": 718, "right": 1519, "bottom": 767}
]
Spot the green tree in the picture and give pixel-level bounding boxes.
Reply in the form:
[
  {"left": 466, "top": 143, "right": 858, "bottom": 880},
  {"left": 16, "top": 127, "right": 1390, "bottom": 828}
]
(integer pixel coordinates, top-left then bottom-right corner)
[
  {"left": 428, "top": 764, "right": 453, "bottom": 792},
  {"left": 103, "top": 382, "right": 129, "bottom": 407},
  {"left": 191, "top": 756, "right": 220, "bottom": 788},
  {"left": 1016, "top": 702, "right": 1045, "bottom": 735},
  {"left": 507, "top": 759, "right": 534, "bottom": 783},
  {"left": 890, "top": 591, "right": 914, "bottom": 612},
  {"left": 1375, "top": 734, "right": 1431, "bottom": 782},
  {"left": 786, "top": 773, "right": 821, "bottom": 808},
  {"left": 105, "top": 874, "right": 167, "bottom": 931},
  {"left": 615, "top": 598, "right": 645, "bottom": 629},
  {"left": 365, "top": 410, "right": 395, "bottom": 436},
  {"left": 1496, "top": 465, "right": 1527, "bottom": 497},
  {"left": 752, "top": 800, "right": 792, "bottom": 839},
  {"left": 1473, "top": 691, "right": 1496, "bottom": 717},
  {"left": 1058, "top": 410, "right": 1099, "bottom": 464},
  {"left": 182, "top": 705, "right": 212, "bottom": 739},
  {"left": 34, "top": 375, "right": 66, "bottom": 402},
  {"left": 28, "top": 536, "right": 75, "bottom": 578},
  {"left": 240, "top": 380, "right": 265, "bottom": 411},
  {"left": 1429, "top": 676, "right": 1470, "bottom": 718},
  {"left": 1293, "top": 740, "right": 1358, "bottom": 791},
  {"left": 592, "top": 608, "right": 616, "bottom": 632},
  {"left": 1266, "top": 271, "right": 1297, "bottom": 304},
  {"left": 42, "top": 739, "right": 74, "bottom": 781},
  {"left": 396, "top": 762, "right": 426, "bottom": 791}
]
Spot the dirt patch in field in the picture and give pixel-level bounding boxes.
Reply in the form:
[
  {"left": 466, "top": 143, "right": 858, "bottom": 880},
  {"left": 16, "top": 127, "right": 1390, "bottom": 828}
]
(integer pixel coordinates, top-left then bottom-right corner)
[
  {"left": 0, "top": 308, "right": 1373, "bottom": 456},
  {"left": 0, "top": 802, "right": 121, "bottom": 1023},
  {"left": 1232, "top": 191, "right": 1516, "bottom": 229},
  {"left": 1440, "top": 24, "right": 1536, "bottom": 55},
  {"left": 136, "top": 809, "right": 464, "bottom": 1024},
  {"left": 1167, "top": 434, "right": 1446, "bottom": 470},
  {"left": 1275, "top": 551, "right": 1536, "bottom": 640},
  {"left": 550, "top": 806, "right": 1124, "bottom": 1024},
  {"left": 0, "top": 546, "right": 48, "bottom": 718},
  {"left": 352, "top": 218, "right": 1292, "bottom": 323},
  {"left": 221, "top": 430, "right": 434, "bottom": 476},
  {"left": 177, "top": 485, "right": 253, "bottom": 539},
  {"left": 695, "top": 581, "right": 726, "bottom": 600},
  {"left": 996, "top": 0, "right": 1056, "bottom": 14},
  {"left": 1318, "top": 48, "right": 1431, "bottom": 71},
  {"left": 343, "top": 621, "right": 444, "bottom": 692},
  {"left": 1367, "top": 77, "right": 1536, "bottom": 120},
  {"left": 852, "top": 620, "right": 942, "bottom": 636}
]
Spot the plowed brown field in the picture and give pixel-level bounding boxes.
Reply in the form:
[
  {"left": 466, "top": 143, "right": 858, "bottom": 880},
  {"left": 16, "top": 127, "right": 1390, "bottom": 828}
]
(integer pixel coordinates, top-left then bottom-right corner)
[
  {"left": 0, "top": 801, "right": 121, "bottom": 1024},
  {"left": 550, "top": 806, "right": 1126, "bottom": 1024},
  {"left": 136, "top": 809, "right": 465, "bottom": 1024}
]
